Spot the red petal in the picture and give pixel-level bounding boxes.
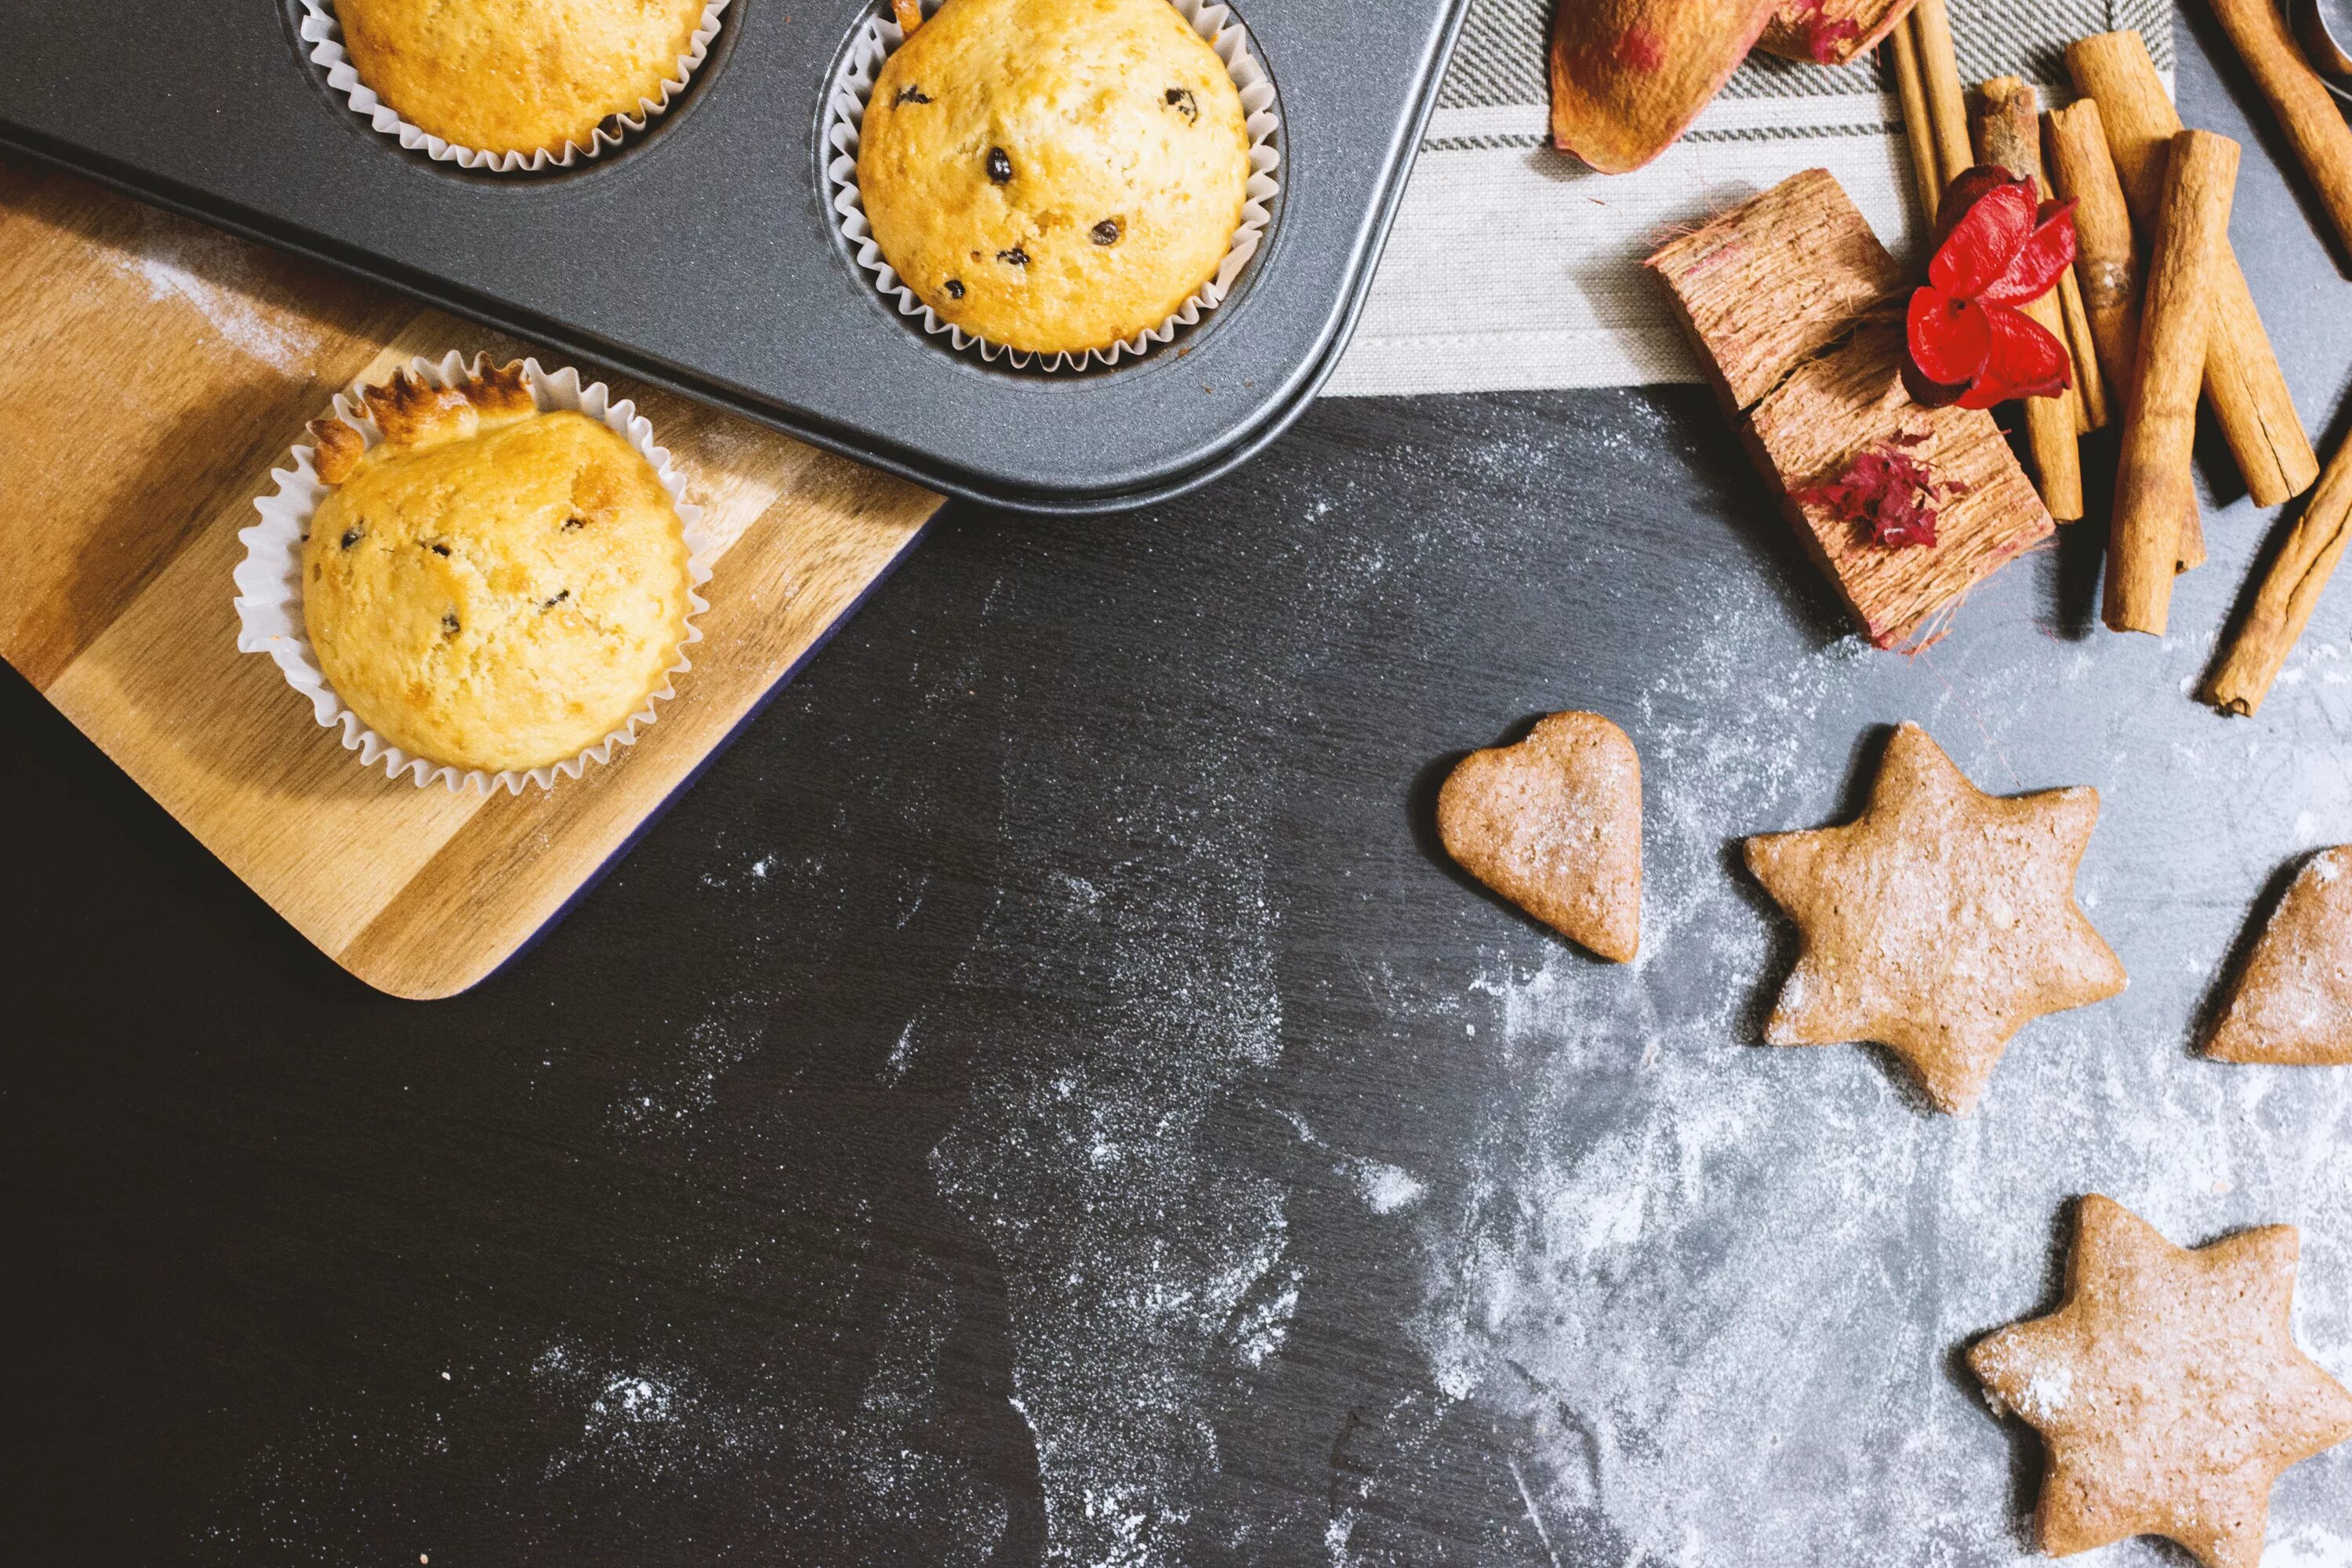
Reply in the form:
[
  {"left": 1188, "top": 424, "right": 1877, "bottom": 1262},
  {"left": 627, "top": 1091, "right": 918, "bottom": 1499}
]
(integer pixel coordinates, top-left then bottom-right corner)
[
  {"left": 1955, "top": 303, "right": 2071, "bottom": 408},
  {"left": 1930, "top": 167, "right": 2016, "bottom": 251},
  {"left": 1907, "top": 289, "right": 1992, "bottom": 385},
  {"left": 1928, "top": 176, "right": 2037, "bottom": 298},
  {"left": 1980, "top": 201, "right": 2078, "bottom": 306}
]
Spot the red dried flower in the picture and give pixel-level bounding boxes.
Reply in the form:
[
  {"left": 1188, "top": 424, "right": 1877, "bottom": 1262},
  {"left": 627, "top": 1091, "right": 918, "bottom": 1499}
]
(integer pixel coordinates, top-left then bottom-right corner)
[
  {"left": 1904, "top": 169, "right": 2077, "bottom": 411},
  {"left": 1790, "top": 433, "right": 1966, "bottom": 550}
]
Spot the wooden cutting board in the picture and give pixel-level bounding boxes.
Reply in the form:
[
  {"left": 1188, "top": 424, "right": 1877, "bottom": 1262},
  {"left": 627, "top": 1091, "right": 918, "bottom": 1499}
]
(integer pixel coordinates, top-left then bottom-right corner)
[{"left": 0, "top": 165, "right": 942, "bottom": 999}]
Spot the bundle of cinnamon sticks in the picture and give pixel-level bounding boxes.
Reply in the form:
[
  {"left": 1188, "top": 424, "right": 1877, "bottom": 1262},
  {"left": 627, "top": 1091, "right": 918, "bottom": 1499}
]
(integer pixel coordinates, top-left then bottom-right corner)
[{"left": 1891, "top": 22, "right": 2348, "bottom": 715}]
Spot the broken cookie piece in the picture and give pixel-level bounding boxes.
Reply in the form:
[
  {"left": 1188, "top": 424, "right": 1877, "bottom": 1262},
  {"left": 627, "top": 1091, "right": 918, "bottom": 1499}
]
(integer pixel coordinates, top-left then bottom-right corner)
[
  {"left": 1744, "top": 722, "right": 2125, "bottom": 1113},
  {"left": 1436, "top": 712, "right": 1642, "bottom": 963},
  {"left": 2207, "top": 846, "right": 2352, "bottom": 1065},
  {"left": 1969, "top": 1196, "right": 2352, "bottom": 1568}
]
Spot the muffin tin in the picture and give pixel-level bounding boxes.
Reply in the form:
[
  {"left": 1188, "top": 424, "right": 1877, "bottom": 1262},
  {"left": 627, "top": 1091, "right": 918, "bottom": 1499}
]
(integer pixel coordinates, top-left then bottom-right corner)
[{"left": 0, "top": 0, "right": 1474, "bottom": 513}]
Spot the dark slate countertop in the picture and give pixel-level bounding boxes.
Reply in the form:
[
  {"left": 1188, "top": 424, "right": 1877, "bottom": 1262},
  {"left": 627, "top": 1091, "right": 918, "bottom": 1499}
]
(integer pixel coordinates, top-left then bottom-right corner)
[{"left": 5, "top": 9, "right": 2350, "bottom": 1566}]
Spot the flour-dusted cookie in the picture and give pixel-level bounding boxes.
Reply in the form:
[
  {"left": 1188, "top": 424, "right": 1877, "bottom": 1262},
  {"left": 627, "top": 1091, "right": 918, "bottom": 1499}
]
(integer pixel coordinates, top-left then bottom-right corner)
[
  {"left": 1437, "top": 712, "right": 1641, "bottom": 962},
  {"left": 1744, "top": 722, "right": 2125, "bottom": 1113},
  {"left": 2208, "top": 847, "right": 2352, "bottom": 1065},
  {"left": 1969, "top": 1196, "right": 2352, "bottom": 1568}
]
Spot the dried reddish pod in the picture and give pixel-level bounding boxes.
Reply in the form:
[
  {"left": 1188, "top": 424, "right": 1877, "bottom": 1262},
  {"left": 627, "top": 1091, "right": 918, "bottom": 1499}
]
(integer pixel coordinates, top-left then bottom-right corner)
[
  {"left": 1905, "top": 170, "right": 2078, "bottom": 410},
  {"left": 1755, "top": 0, "right": 1916, "bottom": 67},
  {"left": 1549, "top": 0, "right": 1783, "bottom": 173}
]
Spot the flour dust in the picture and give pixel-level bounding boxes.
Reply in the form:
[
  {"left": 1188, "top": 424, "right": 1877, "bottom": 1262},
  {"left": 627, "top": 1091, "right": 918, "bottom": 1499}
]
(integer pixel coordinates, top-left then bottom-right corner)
[{"left": 1401, "top": 605, "right": 2352, "bottom": 1567}]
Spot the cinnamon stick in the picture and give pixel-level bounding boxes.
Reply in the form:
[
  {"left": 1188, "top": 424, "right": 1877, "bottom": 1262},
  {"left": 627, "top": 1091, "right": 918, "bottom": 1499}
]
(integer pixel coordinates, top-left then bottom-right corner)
[
  {"left": 1976, "top": 78, "right": 2084, "bottom": 519},
  {"left": 2107, "top": 131, "right": 2239, "bottom": 636},
  {"left": 2053, "top": 236, "right": 2108, "bottom": 430},
  {"left": 1911, "top": 0, "right": 1973, "bottom": 188},
  {"left": 2206, "top": 434, "right": 2352, "bottom": 713},
  {"left": 2203, "top": 0, "right": 2352, "bottom": 256},
  {"left": 2046, "top": 100, "right": 2205, "bottom": 568},
  {"left": 2045, "top": 102, "right": 2140, "bottom": 397},
  {"left": 1888, "top": 19, "right": 1943, "bottom": 223},
  {"left": 2068, "top": 31, "right": 2319, "bottom": 507}
]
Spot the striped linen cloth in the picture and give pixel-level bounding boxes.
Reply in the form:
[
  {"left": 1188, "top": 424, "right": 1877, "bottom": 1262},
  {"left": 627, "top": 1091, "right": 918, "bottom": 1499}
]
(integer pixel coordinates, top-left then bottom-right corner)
[{"left": 1327, "top": 0, "right": 2172, "bottom": 394}]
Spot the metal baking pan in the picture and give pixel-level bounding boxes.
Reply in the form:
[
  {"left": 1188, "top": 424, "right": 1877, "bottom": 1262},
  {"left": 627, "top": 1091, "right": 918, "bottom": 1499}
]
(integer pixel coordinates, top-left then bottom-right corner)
[{"left": 0, "top": 0, "right": 1472, "bottom": 513}]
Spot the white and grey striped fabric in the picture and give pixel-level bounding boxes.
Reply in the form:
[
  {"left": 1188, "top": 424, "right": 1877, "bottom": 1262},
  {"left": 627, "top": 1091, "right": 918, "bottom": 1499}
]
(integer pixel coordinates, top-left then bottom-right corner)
[{"left": 1327, "top": 0, "right": 2172, "bottom": 395}]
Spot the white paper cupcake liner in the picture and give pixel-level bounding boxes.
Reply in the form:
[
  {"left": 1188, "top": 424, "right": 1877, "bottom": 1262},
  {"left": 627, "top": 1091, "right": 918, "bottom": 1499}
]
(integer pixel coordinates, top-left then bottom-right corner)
[
  {"left": 235, "top": 352, "right": 718, "bottom": 795},
  {"left": 299, "top": 0, "right": 729, "bottom": 172},
  {"left": 823, "top": 0, "right": 1282, "bottom": 371}
]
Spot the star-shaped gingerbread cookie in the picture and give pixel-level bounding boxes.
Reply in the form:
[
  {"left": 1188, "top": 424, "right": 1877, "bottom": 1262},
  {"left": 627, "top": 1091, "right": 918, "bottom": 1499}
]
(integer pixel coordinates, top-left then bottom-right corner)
[
  {"left": 1969, "top": 1196, "right": 2352, "bottom": 1568},
  {"left": 2207, "top": 845, "right": 2352, "bottom": 1065},
  {"left": 1744, "top": 722, "right": 2125, "bottom": 1113}
]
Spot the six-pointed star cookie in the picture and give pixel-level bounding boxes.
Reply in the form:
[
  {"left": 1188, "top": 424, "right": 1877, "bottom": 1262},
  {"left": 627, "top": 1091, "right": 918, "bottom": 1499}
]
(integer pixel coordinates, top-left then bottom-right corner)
[
  {"left": 1969, "top": 1196, "right": 2352, "bottom": 1568},
  {"left": 1744, "top": 722, "right": 2126, "bottom": 1113}
]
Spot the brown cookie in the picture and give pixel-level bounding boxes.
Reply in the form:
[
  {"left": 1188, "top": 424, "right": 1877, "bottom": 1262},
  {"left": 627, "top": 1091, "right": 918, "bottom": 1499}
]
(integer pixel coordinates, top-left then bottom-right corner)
[
  {"left": 2208, "top": 847, "right": 2352, "bottom": 1065},
  {"left": 1437, "top": 712, "right": 1640, "bottom": 962},
  {"left": 1744, "top": 722, "right": 2126, "bottom": 1114},
  {"left": 1969, "top": 1196, "right": 2352, "bottom": 1568}
]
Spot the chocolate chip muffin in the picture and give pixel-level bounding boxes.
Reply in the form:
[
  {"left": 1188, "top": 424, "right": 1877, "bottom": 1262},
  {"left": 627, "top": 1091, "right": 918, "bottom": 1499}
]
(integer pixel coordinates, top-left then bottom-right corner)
[
  {"left": 857, "top": 0, "right": 1253, "bottom": 356},
  {"left": 336, "top": 0, "right": 707, "bottom": 158},
  {"left": 303, "top": 363, "right": 693, "bottom": 773}
]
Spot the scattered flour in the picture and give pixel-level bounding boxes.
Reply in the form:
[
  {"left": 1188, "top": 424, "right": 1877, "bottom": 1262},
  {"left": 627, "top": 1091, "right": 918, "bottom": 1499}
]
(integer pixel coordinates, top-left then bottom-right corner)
[
  {"left": 919, "top": 717, "right": 1297, "bottom": 1568},
  {"left": 1400, "top": 601, "right": 2352, "bottom": 1567},
  {"left": 1353, "top": 1162, "right": 1428, "bottom": 1216},
  {"left": 100, "top": 209, "right": 322, "bottom": 374}
]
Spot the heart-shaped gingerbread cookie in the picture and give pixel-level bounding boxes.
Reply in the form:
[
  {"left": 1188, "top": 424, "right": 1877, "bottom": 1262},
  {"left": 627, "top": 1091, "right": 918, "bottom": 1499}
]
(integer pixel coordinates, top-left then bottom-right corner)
[{"left": 1437, "top": 712, "right": 1641, "bottom": 962}]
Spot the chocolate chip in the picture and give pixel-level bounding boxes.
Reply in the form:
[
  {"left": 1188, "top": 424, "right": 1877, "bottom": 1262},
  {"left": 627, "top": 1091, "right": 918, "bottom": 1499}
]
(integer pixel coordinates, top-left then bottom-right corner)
[
  {"left": 542, "top": 589, "right": 570, "bottom": 610},
  {"left": 339, "top": 527, "right": 364, "bottom": 550},
  {"left": 442, "top": 611, "right": 460, "bottom": 636},
  {"left": 986, "top": 147, "right": 1013, "bottom": 184},
  {"left": 561, "top": 516, "right": 584, "bottom": 532},
  {"left": 1091, "top": 219, "right": 1122, "bottom": 246},
  {"left": 1166, "top": 87, "right": 1197, "bottom": 124},
  {"left": 945, "top": 278, "right": 965, "bottom": 299},
  {"left": 996, "top": 245, "right": 1029, "bottom": 267},
  {"left": 894, "top": 85, "right": 931, "bottom": 105},
  {"left": 429, "top": 542, "right": 452, "bottom": 557}
]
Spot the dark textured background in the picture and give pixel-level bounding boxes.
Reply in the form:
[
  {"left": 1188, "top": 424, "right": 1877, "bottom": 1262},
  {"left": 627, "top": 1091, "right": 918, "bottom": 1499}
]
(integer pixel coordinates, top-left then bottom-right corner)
[{"left": 6, "top": 10, "right": 2352, "bottom": 1566}]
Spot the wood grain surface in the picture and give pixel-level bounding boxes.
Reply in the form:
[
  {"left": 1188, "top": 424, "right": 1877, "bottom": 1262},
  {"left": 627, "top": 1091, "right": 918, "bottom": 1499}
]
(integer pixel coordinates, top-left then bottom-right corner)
[{"left": 0, "top": 165, "right": 939, "bottom": 999}]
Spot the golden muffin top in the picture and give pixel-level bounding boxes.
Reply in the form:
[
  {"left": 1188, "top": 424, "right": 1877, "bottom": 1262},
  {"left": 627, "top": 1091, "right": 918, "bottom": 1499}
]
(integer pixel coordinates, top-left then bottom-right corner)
[
  {"left": 856, "top": 0, "right": 1252, "bottom": 357},
  {"left": 338, "top": 0, "right": 708, "bottom": 157},
  {"left": 303, "top": 364, "right": 692, "bottom": 774}
]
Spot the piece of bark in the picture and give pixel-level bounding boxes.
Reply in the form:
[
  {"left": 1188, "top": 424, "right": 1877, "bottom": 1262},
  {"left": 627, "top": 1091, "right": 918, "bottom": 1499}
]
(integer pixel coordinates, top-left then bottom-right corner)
[
  {"left": 1438, "top": 712, "right": 1642, "bottom": 962},
  {"left": 2107, "top": 131, "right": 2238, "bottom": 636},
  {"left": 1755, "top": 0, "right": 1915, "bottom": 66},
  {"left": 2206, "top": 432, "right": 2352, "bottom": 713},
  {"left": 2204, "top": 0, "right": 2352, "bottom": 257},
  {"left": 2208, "top": 847, "right": 2352, "bottom": 1062},
  {"left": 1976, "top": 77, "right": 2085, "bottom": 519},
  {"left": 1549, "top": 0, "right": 1782, "bottom": 173},
  {"left": 1650, "top": 171, "right": 2054, "bottom": 648},
  {"left": 1646, "top": 166, "right": 1904, "bottom": 410},
  {"left": 1749, "top": 325, "right": 2055, "bottom": 646},
  {"left": 2069, "top": 31, "right": 2319, "bottom": 506}
]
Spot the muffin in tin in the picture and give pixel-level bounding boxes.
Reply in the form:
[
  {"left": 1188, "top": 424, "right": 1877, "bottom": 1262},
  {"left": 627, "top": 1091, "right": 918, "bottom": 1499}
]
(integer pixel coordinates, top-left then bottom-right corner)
[
  {"left": 334, "top": 0, "right": 709, "bottom": 158},
  {"left": 856, "top": 0, "right": 1253, "bottom": 357},
  {"left": 303, "top": 362, "right": 694, "bottom": 775}
]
